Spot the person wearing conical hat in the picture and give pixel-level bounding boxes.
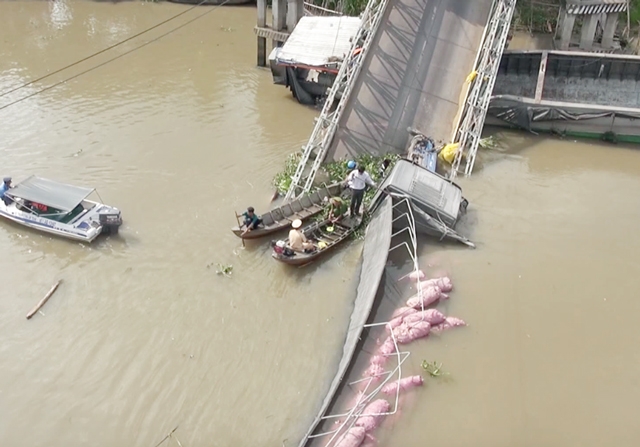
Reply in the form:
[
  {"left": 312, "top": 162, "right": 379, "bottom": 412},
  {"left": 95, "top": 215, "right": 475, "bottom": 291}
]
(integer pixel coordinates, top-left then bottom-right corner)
[{"left": 289, "top": 219, "right": 314, "bottom": 252}]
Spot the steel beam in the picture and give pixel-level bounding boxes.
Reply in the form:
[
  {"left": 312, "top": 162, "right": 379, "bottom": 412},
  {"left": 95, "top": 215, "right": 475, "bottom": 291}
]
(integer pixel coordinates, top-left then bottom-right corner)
[
  {"left": 450, "top": 0, "right": 517, "bottom": 180},
  {"left": 284, "top": 0, "right": 389, "bottom": 201}
]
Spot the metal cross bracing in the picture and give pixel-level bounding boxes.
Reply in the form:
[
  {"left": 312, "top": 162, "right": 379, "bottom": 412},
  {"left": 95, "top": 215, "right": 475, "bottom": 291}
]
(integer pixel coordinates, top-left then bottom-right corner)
[
  {"left": 283, "top": 0, "right": 389, "bottom": 202},
  {"left": 449, "top": 0, "right": 517, "bottom": 180}
]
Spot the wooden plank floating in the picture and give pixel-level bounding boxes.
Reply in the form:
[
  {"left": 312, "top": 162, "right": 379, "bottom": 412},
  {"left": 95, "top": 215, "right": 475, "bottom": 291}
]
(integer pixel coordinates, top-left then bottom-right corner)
[{"left": 26, "top": 280, "right": 62, "bottom": 320}]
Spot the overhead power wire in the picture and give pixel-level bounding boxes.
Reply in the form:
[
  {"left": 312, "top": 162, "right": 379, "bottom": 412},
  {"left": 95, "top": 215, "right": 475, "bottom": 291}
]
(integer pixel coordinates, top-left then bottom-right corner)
[
  {"left": 0, "top": 0, "right": 231, "bottom": 112},
  {"left": 0, "top": 0, "right": 212, "bottom": 98}
]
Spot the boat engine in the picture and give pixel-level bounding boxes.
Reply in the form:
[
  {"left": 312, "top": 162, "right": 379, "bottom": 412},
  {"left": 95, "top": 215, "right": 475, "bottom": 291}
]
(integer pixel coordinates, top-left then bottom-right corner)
[{"left": 99, "top": 209, "right": 123, "bottom": 235}]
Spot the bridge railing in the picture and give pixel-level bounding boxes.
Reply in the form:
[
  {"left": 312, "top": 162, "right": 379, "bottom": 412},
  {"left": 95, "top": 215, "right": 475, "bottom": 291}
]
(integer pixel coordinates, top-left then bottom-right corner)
[
  {"left": 303, "top": 2, "right": 343, "bottom": 16},
  {"left": 450, "top": 0, "right": 517, "bottom": 179},
  {"left": 284, "top": 0, "right": 389, "bottom": 201}
]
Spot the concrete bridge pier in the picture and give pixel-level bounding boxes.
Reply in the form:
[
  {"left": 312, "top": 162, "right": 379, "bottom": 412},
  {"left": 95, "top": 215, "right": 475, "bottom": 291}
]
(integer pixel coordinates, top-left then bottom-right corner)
[
  {"left": 255, "top": 0, "right": 303, "bottom": 67},
  {"left": 555, "top": 1, "right": 627, "bottom": 51},
  {"left": 579, "top": 13, "right": 599, "bottom": 50},
  {"left": 602, "top": 12, "right": 619, "bottom": 48},
  {"left": 558, "top": 13, "right": 576, "bottom": 50},
  {"left": 286, "top": 0, "right": 304, "bottom": 33}
]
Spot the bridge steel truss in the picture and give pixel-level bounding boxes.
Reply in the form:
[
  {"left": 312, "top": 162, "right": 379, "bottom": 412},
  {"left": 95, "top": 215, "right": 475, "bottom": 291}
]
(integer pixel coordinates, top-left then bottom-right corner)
[
  {"left": 450, "top": 0, "right": 517, "bottom": 180},
  {"left": 283, "top": 0, "right": 389, "bottom": 201}
]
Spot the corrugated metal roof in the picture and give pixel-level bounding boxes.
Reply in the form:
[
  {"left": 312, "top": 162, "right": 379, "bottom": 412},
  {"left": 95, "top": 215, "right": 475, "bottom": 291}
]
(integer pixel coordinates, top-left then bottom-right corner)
[{"left": 275, "top": 16, "right": 361, "bottom": 68}]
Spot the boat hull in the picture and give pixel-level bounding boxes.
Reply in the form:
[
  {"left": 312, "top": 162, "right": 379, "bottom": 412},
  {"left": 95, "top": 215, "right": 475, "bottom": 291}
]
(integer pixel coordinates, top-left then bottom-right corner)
[
  {"left": 0, "top": 201, "right": 118, "bottom": 243},
  {"left": 271, "top": 216, "right": 362, "bottom": 267},
  {"left": 231, "top": 225, "right": 285, "bottom": 240},
  {"left": 231, "top": 182, "right": 344, "bottom": 240}
]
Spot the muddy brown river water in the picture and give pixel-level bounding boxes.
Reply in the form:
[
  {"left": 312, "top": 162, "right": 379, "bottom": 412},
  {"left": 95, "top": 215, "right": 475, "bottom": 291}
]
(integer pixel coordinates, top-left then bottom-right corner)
[{"left": 1, "top": 2, "right": 639, "bottom": 447}]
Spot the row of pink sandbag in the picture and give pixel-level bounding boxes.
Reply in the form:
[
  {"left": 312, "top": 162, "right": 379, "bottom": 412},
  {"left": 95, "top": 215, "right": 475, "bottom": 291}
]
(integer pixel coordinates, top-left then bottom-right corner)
[{"left": 331, "top": 273, "right": 466, "bottom": 447}]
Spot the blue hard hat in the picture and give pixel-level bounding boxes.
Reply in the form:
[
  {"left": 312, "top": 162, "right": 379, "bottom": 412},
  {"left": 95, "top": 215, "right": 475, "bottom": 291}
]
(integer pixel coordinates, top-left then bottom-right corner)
[{"left": 347, "top": 160, "right": 356, "bottom": 169}]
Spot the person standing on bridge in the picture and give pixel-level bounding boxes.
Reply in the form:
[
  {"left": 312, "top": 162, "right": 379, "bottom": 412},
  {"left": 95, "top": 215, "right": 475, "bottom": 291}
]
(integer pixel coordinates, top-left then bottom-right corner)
[{"left": 345, "top": 165, "right": 376, "bottom": 217}]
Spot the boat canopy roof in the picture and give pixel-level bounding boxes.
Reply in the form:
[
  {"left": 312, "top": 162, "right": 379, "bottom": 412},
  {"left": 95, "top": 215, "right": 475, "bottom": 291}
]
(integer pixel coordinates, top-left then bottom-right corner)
[
  {"left": 275, "top": 16, "right": 362, "bottom": 69},
  {"left": 383, "top": 159, "right": 463, "bottom": 224},
  {"left": 7, "top": 176, "right": 95, "bottom": 212}
]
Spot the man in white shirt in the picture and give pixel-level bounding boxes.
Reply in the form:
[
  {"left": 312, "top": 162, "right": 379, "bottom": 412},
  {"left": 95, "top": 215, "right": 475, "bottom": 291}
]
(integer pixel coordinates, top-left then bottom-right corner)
[{"left": 345, "top": 166, "right": 376, "bottom": 216}]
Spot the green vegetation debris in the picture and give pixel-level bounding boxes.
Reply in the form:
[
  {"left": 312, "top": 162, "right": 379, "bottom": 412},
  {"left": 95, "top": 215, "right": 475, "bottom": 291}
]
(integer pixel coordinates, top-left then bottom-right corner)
[
  {"left": 310, "top": 0, "right": 368, "bottom": 16},
  {"left": 478, "top": 135, "right": 501, "bottom": 150},
  {"left": 421, "top": 360, "right": 450, "bottom": 378},
  {"left": 273, "top": 153, "right": 400, "bottom": 240},
  {"left": 211, "top": 263, "right": 233, "bottom": 276},
  {"left": 272, "top": 152, "right": 302, "bottom": 195}
]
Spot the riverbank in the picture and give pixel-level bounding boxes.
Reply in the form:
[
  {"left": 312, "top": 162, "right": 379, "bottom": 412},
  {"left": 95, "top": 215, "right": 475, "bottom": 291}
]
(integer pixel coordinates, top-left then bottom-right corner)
[{"left": 512, "top": 0, "right": 640, "bottom": 53}]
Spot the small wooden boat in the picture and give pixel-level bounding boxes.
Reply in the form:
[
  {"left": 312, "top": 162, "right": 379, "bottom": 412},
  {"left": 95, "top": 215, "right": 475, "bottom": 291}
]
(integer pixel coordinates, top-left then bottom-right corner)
[
  {"left": 271, "top": 215, "right": 363, "bottom": 266},
  {"left": 232, "top": 183, "right": 344, "bottom": 240}
]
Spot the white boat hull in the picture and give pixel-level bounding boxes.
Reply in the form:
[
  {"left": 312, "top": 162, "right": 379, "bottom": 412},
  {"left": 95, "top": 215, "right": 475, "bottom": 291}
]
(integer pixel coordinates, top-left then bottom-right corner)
[{"left": 0, "top": 200, "right": 118, "bottom": 243}]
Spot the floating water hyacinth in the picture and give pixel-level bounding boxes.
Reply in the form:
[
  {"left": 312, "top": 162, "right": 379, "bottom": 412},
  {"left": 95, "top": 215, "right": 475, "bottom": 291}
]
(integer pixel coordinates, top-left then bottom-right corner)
[
  {"left": 421, "top": 360, "right": 449, "bottom": 378},
  {"left": 215, "top": 264, "right": 233, "bottom": 276}
]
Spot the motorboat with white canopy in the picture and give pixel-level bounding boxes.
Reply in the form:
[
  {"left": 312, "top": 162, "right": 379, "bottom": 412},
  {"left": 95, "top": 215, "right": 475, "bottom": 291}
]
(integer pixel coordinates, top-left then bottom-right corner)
[{"left": 0, "top": 176, "right": 122, "bottom": 242}]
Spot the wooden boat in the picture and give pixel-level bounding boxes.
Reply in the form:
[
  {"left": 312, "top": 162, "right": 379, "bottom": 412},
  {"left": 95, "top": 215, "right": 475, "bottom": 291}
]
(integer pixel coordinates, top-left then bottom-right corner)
[
  {"left": 271, "top": 215, "right": 363, "bottom": 266},
  {"left": 231, "top": 183, "right": 344, "bottom": 240}
]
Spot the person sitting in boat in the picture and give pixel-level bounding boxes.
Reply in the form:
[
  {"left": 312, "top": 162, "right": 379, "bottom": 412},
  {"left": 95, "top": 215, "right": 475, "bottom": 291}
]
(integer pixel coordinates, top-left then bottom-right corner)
[
  {"left": 241, "top": 206, "right": 263, "bottom": 236},
  {"left": 289, "top": 219, "right": 314, "bottom": 253},
  {"left": 29, "top": 201, "right": 49, "bottom": 213},
  {"left": 0, "top": 177, "right": 12, "bottom": 205},
  {"left": 327, "top": 196, "right": 348, "bottom": 223}
]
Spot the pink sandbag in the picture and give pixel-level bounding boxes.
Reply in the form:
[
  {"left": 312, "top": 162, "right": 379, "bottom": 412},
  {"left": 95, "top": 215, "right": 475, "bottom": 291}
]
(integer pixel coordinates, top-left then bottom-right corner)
[
  {"left": 392, "top": 320, "right": 431, "bottom": 344},
  {"left": 363, "top": 363, "right": 385, "bottom": 381},
  {"left": 391, "top": 324, "right": 411, "bottom": 344},
  {"left": 398, "top": 270, "right": 425, "bottom": 282},
  {"left": 355, "top": 399, "right": 390, "bottom": 432},
  {"left": 334, "top": 427, "right": 366, "bottom": 447},
  {"left": 391, "top": 307, "right": 417, "bottom": 320},
  {"left": 418, "top": 276, "right": 453, "bottom": 293},
  {"left": 445, "top": 316, "right": 466, "bottom": 327},
  {"left": 431, "top": 316, "right": 467, "bottom": 333},
  {"left": 381, "top": 375, "right": 424, "bottom": 395},
  {"left": 406, "top": 286, "right": 447, "bottom": 309},
  {"left": 369, "top": 355, "right": 387, "bottom": 366},
  {"left": 402, "top": 309, "right": 446, "bottom": 325},
  {"left": 385, "top": 316, "right": 405, "bottom": 332},
  {"left": 378, "top": 337, "right": 396, "bottom": 356}
]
